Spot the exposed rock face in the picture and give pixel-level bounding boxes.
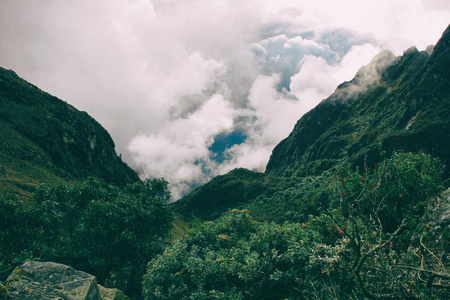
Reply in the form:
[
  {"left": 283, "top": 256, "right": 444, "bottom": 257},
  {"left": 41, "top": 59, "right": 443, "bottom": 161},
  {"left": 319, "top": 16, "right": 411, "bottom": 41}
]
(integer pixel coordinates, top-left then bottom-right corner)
[
  {"left": 430, "top": 188, "right": 450, "bottom": 231},
  {"left": 5, "top": 261, "right": 129, "bottom": 300}
]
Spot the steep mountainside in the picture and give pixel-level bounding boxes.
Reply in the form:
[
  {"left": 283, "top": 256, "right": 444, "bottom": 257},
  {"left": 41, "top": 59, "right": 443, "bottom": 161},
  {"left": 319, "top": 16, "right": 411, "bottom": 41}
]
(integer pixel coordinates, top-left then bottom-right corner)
[
  {"left": 171, "top": 168, "right": 297, "bottom": 220},
  {"left": 173, "top": 25, "right": 450, "bottom": 221},
  {"left": 266, "top": 26, "right": 450, "bottom": 178},
  {"left": 0, "top": 67, "right": 140, "bottom": 195}
]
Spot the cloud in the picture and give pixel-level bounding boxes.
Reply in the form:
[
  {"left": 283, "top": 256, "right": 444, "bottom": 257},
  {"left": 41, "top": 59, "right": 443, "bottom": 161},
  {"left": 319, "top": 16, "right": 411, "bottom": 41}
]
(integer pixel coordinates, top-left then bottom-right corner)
[
  {"left": 262, "top": 0, "right": 450, "bottom": 54},
  {"left": 216, "top": 42, "right": 385, "bottom": 176},
  {"left": 252, "top": 34, "right": 339, "bottom": 92},
  {"left": 0, "top": 0, "right": 449, "bottom": 199},
  {"left": 216, "top": 74, "right": 304, "bottom": 174},
  {"left": 129, "top": 94, "right": 235, "bottom": 199},
  {"left": 290, "top": 43, "right": 384, "bottom": 104}
]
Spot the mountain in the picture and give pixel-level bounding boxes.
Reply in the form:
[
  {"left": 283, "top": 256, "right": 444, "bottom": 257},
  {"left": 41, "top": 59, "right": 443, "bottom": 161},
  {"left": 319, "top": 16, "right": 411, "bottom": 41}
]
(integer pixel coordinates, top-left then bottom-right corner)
[
  {"left": 266, "top": 27, "right": 450, "bottom": 178},
  {"left": 173, "top": 25, "right": 450, "bottom": 221},
  {"left": 0, "top": 67, "right": 140, "bottom": 196},
  {"left": 171, "top": 168, "right": 298, "bottom": 220}
]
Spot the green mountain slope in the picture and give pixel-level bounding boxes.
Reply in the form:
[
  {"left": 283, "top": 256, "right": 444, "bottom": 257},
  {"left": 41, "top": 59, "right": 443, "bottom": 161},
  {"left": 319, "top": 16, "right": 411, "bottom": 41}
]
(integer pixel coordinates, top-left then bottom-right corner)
[
  {"left": 0, "top": 67, "right": 140, "bottom": 195},
  {"left": 173, "top": 25, "right": 450, "bottom": 221},
  {"left": 266, "top": 26, "right": 450, "bottom": 178},
  {"left": 171, "top": 168, "right": 297, "bottom": 220}
]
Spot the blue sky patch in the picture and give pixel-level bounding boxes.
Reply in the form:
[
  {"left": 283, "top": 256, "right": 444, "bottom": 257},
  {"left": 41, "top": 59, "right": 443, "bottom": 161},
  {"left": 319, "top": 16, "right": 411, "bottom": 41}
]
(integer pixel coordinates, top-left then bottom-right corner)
[{"left": 209, "top": 129, "right": 247, "bottom": 163}]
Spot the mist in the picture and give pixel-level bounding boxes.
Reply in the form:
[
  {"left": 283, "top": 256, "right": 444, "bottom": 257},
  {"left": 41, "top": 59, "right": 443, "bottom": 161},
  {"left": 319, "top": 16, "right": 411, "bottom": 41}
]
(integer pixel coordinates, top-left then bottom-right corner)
[{"left": 1, "top": 0, "right": 449, "bottom": 199}]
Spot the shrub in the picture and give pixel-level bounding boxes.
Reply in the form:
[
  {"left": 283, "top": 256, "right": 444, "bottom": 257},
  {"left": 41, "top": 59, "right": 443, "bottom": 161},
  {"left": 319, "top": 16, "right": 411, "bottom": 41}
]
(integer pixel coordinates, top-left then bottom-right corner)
[
  {"left": 143, "top": 152, "right": 449, "bottom": 299},
  {"left": 27, "top": 177, "right": 173, "bottom": 297},
  {"left": 0, "top": 193, "right": 34, "bottom": 280},
  {"left": 321, "top": 152, "right": 447, "bottom": 299},
  {"left": 143, "top": 210, "right": 336, "bottom": 299}
]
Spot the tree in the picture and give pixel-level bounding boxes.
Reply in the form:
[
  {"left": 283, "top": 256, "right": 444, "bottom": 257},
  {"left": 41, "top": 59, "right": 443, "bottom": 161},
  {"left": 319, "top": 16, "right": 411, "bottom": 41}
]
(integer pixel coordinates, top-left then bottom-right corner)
[
  {"left": 28, "top": 177, "right": 173, "bottom": 297},
  {"left": 143, "top": 209, "right": 331, "bottom": 299},
  {"left": 321, "top": 152, "right": 448, "bottom": 299},
  {"left": 142, "top": 152, "right": 449, "bottom": 299}
]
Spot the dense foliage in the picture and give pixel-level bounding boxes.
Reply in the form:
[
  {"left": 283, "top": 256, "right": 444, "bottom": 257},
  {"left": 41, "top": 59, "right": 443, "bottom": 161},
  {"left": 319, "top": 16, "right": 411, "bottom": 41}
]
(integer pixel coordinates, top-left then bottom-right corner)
[
  {"left": 144, "top": 152, "right": 449, "bottom": 299},
  {"left": 0, "top": 178, "right": 172, "bottom": 298},
  {"left": 323, "top": 152, "right": 448, "bottom": 299},
  {"left": 144, "top": 210, "right": 322, "bottom": 299}
]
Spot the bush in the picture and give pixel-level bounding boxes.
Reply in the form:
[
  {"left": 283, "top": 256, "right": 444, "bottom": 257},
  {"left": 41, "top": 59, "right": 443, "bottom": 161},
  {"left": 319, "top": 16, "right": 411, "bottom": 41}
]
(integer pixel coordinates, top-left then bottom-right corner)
[
  {"left": 26, "top": 177, "right": 173, "bottom": 297},
  {"left": 322, "top": 152, "right": 447, "bottom": 299},
  {"left": 143, "top": 210, "right": 348, "bottom": 299},
  {"left": 0, "top": 193, "right": 34, "bottom": 280},
  {"left": 143, "top": 152, "right": 449, "bottom": 299}
]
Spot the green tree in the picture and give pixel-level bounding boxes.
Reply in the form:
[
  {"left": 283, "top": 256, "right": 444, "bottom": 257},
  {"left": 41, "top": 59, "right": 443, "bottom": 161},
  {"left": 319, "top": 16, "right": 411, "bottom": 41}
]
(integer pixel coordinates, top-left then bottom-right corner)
[
  {"left": 28, "top": 177, "right": 173, "bottom": 298},
  {"left": 321, "top": 152, "right": 448, "bottom": 299},
  {"left": 0, "top": 193, "right": 34, "bottom": 281},
  {"left": 143, "top": 210, "right": 328, "bottom": 299}
]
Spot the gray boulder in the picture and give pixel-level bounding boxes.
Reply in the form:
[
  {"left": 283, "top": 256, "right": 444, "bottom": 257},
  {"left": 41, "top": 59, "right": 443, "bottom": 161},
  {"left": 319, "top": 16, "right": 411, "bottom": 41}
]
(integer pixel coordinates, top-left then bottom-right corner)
[
  {"left": 98, "top": 285, "right": 129, "bottom": 300},
  {"left": 5, "top": 261, "right": 128, "bottom": 300}
]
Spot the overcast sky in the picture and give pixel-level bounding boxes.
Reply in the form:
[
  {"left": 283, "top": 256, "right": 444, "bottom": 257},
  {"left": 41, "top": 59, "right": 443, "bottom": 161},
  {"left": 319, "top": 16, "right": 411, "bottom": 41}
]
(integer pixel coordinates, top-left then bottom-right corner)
[{"left": 1, "top": 0, "right": 449, "bottom": 199}]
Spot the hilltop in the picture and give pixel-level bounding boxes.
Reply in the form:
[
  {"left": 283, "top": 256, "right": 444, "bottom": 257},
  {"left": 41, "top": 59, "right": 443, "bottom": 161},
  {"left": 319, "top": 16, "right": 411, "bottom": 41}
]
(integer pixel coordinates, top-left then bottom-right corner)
[{"left": 0, "top": 67, "right": 140, "bottom": 196}]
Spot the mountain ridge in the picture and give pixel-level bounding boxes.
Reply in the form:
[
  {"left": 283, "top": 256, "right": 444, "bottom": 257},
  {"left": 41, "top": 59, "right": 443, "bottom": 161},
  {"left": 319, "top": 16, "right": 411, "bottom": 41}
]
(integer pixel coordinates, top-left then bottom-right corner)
[
  {"left": 0, "top": 67, "right": 140, "bottom": 195},
  {"left": 173, "top": 25, "right": 450, "bottom": 221},
  {"left": 266, "top": 26, "right": 450, "bottom": 178}
]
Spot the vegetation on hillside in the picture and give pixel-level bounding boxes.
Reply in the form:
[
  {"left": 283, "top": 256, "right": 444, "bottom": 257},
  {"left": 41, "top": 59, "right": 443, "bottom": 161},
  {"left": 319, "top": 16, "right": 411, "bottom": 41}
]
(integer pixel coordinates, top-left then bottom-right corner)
[
  {"left": 172, "top": 168, "right": 298, "bottom": 221},
  {"left": 144, "top": 152, "right": 449, "bottom": 299},
  {"left": 0, "top": 67, "right": 139, "bottom": 197},
  {"left": 0, "top": 178, "right": 172, "bottom": 298},
  {"left": 266, "top": 27, "right": 450, "bottom": 180},
  {"left": 2, "top": 152, "right": 447, "bottom": 299}
]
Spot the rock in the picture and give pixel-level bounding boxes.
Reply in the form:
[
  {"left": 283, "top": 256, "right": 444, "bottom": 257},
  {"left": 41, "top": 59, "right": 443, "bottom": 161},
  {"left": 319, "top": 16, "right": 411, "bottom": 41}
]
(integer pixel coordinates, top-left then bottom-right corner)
[
  {"left": 6, "top": 261, "right": 99, "bottom": 300},
  {"left": 98, "top": 285, "right": 129, "bottom": 300},
  {"left": 5, "top": 261, "right": 129, "bottom": 300}
]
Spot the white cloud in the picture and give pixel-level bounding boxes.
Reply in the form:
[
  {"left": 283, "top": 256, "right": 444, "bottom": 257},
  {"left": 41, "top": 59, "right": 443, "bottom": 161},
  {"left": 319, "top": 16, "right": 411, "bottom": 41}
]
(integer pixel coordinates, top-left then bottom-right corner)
[
  {"left": 290, "top": 43, "right": 383, "bottom": 105},
  {"left": 252, "top": 34, "right": 340, "bottom": 92},
  {"left": 263, "top": 0, "right": 449, "bottom": 54},
  {"left": 0, "top": 0, "right": 449, "bottom": 199},
  {"left": 128, "top": 94, "right": 234, "bottom": 199},
  {"left": 216, "top": 74, "right": 309, "bottom": 175}
]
